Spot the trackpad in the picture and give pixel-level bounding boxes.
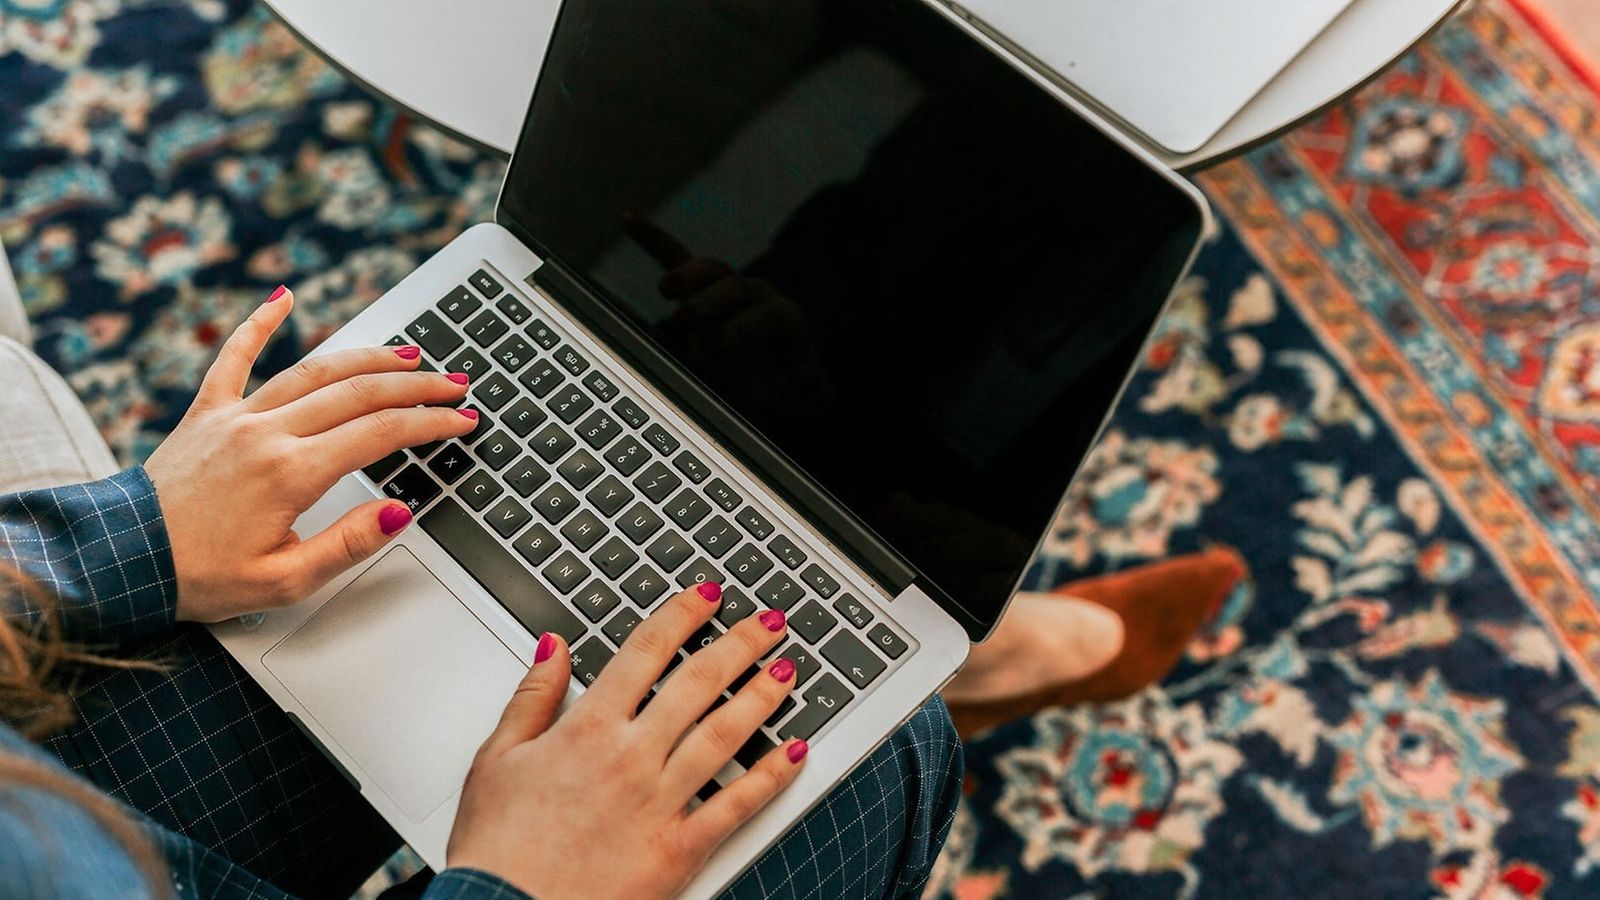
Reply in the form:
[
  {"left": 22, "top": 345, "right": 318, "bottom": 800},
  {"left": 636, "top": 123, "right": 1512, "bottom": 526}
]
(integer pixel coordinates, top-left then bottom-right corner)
[{"left": 263, "top": 547, "right": 527, "bottom": 822}]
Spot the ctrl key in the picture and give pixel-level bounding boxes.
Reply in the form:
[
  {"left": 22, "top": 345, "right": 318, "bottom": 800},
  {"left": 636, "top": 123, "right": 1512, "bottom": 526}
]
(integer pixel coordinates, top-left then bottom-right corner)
[{"left": 382, "top": 464, "right": 440, "bottom": 513}]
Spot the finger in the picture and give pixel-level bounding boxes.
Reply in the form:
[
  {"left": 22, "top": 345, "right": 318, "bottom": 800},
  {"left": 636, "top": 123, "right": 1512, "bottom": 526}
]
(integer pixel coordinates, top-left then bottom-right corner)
[
  {"left": 275, "top": 370, "right": 471, "bottom": 436},
  {"left": 638, "top": 606, "right": 788, "bottom": 743},
  {"left": 271, "top": 499, "right": 419, "bottom": 602},
  {"left": 308, "top": 405, "right": 479, "bottom": 479},
  {"left": 478, "top": 633, "right": 572, "bottom": 760},
  {"left": 659, "top": 258, "right": 735, "bottom": 299},
  {"left": 662, "top": 650, "right": 797, "bottom": 798},
  {"left": 245, "top": 344, "right": 424, "bottom": 412},
  {"left": 197, "top": 285, "right": 292, "bottom": 406},
  {"left": 622, "top": 213, "right": 693, "bottom": 268},
  {"left": 678, "top": 737, "right": 807, "bottom": 853},
  {"left": 584, "top": 583, "right": 724, "bottom": 716}
]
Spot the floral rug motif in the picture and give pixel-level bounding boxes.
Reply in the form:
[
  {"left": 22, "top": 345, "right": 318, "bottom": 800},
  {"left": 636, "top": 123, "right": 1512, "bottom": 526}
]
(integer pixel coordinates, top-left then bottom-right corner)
[{"left": 6, "top": 1, "right": 1600, "bottom": 898}]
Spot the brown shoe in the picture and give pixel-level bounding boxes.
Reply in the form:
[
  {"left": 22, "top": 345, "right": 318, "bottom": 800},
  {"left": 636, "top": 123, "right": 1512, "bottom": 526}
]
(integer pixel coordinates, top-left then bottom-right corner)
[{"left": 947, "top": 546, "right": 1249, "bottom": 738}]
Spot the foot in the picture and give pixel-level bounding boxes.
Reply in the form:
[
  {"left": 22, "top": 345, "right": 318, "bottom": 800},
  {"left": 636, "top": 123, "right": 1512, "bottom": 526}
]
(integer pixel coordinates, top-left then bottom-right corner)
[{"left": 941, "top": 592, "right": 1124, "bottom": 706}]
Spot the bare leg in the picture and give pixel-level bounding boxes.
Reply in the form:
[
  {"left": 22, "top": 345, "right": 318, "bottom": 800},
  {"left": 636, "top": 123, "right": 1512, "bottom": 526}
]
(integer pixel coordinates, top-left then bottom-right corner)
[{"left": 941, "top": 592, "right": 1124, "bottom": 705}]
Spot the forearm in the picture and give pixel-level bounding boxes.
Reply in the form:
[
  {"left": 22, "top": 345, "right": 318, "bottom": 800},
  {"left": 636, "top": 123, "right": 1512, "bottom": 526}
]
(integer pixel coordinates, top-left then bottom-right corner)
[{"left": 0, "top": 467, "right": 178, "bottom": 647}]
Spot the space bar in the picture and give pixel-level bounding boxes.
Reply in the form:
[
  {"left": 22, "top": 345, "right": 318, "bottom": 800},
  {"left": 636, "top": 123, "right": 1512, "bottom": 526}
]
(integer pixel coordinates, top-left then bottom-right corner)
[{"left": 419, "top": 498, "right": 586, "bottom": 643}]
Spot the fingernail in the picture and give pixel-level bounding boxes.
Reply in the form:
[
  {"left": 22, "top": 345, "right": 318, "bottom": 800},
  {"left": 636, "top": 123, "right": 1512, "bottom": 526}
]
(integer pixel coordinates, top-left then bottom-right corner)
[
  {"left": 768, "top": 657, "right": 796, "bottom": 683},
  {"left": 394, "top": 345, "right": 421, "bottom": 360},
  {"left": 697, "top": 581, "right": 722, "bottom": 603},
  {"left": 759, "top": 609, "right": 786, "bottom": 632},
  {"left": 787, "top": 740, "right": 809, "bottom": 764},
  {"left": 534, "top": 633, "right": 557, "bottom": 664},
  {"left": 267, "top": 284, "right": 287, "bottom": 303},
  {"left": 457, "top": 408, "right": 479, "bottom": 421},
  {"left": 378, "top": 504, "right": 412, "bottom": 536},
  {"left": 446, "top": 372, "right": 469, "bottom": 385}
]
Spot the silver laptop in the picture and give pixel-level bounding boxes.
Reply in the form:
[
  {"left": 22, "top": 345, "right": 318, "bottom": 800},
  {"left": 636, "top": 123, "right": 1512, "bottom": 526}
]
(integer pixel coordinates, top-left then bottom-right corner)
[{"left": 211, "top": 0, "right": 1208, "bottom": 894}]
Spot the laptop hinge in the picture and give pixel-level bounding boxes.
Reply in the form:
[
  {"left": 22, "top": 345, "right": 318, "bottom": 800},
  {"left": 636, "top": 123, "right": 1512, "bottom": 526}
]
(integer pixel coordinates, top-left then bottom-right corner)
[{"left": 526, "top": 259, "right": 921, "bottom": 604}]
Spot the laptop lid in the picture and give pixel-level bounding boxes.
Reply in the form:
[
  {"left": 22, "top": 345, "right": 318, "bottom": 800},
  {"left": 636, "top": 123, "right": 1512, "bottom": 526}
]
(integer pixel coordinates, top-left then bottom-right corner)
[{"left": 495, "top": 0, "right": 1204, "bottom": 642}]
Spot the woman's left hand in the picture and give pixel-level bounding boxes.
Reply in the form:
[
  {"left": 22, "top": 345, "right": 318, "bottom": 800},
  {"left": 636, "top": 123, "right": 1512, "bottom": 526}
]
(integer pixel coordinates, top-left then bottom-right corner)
[{"left": 145, "top": 285, "right": 480, "bottom": 623}]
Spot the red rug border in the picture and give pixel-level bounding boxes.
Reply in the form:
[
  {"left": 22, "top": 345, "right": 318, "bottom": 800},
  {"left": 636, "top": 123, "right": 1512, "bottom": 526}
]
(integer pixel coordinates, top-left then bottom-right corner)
[{"left": 1504, "top": 0, "right": 1600, "bottom": 98}]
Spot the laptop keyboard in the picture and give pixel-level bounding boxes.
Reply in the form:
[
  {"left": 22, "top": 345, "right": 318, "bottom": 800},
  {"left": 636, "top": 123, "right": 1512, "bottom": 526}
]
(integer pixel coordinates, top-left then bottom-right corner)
[{"left": 360, "top": 265, "right": 914, "bottom": 775}]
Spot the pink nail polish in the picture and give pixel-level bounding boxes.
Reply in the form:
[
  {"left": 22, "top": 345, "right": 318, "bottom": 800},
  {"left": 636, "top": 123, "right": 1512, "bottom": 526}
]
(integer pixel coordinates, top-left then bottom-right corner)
[
  {"left": 447, "top": 372, "right": 469, "bottom": 385},
  {"left": 768, "top": 658, "right": 796, "bottom": 683},
  {"left": 759, "top": 609, "right": 786, "bottom": 632},
  {"left": 787, "top": 740, "right": 809, "bottom": 764},
  {"left": 378, "top": 504, "right": 412, "bottom": 536},
  {"left": 458, "top": 408, "right": 480, "bottom": 421},
  {"left": 394, "top": 345, "right": 421, "bottom": 360},
  {"left": 697, "top": 581, "right": 723, "bottom": 603},
  {"left": 266, "top": 284, "right": 287, "bottom": 303},
  {"left": 534, "top": 633, "right": 557, "bottom": 663}
]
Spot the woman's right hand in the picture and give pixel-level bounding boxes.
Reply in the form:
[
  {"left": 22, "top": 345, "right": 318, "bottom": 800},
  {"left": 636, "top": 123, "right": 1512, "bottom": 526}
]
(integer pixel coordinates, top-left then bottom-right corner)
[{"left": 445, "top": 583, "right": 807, "bottom": 900}]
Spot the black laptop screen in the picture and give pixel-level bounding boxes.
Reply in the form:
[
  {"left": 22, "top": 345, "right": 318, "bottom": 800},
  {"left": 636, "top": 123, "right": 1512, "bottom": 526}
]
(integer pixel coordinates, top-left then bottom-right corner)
[{"left": 501, "top": 0, "right": 1202, "bottom": 634}]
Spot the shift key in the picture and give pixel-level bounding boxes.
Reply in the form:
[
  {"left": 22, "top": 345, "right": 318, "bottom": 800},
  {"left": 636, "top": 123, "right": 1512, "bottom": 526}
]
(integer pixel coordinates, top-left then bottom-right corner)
[{"left": 420, "top": 497, "right": 585, "bottom": 643}]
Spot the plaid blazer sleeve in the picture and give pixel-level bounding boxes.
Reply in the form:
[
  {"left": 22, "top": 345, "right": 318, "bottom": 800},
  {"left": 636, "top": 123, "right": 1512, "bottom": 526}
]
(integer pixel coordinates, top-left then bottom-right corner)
[{"left": 0, "top": 467, "right": 178, "bottom": 647}]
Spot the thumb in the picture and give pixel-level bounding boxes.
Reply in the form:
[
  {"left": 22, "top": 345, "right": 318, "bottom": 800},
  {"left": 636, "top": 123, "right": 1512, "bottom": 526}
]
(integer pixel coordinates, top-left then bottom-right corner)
[
  {"left": 479, "top": 633, "right": 572, "bottom": 759},
  {"left": 281, "top": 499, "right": 414, "bottom": 601}
]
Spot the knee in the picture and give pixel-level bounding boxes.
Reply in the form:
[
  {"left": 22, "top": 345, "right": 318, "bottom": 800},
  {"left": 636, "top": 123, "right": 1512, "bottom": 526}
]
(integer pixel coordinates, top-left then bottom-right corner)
[{"left": 878, "top": 695, "right": 964, "bottom": 886}]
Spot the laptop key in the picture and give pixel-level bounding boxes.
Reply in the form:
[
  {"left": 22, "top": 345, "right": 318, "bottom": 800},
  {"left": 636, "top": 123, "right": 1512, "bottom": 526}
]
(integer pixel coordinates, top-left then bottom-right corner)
[
  {"left": 734, "top": 733, "right": 778, "bottom": 771},
  {"left": 765, "top": 697, "right": 796, "bottom": 728},
  {"left": 458, "top": 470, "right": 504, "bottom": 511},
  {"left": 642, "top": 423, "right": 680, "bottom": 456},
  {"left": 530, "top": 422, "right": 576, "bottom": 464},
  {"left": 692, "top": 516, "right": 739, "bottom": 559},
  {"left": 502, "top": 397, "right": 548, "bottom": 437},
  {"left": 469, "top": 268, "right": 503, "bottom": 299},
  {"left": 590, "top": 535, "right": 639, "bottom": 580},
  {"left": 716, "top": 585, "right": 758, "bottom": 627},
  {"left": 832, "top": 594, "right": 874, "bottom": 630},
  {"left": 557, "top": 449, "right": 603, "bottom": 490},
  {"left": 779, "top": 674, "right": 852, "bottom": 741},
  {"left": 769, "top": 534, "right": 807, "bottom": 570},
  {"left": 582, "top": 371, "right": 619, "bottom": 402},
  {"left": 573, "top": 581, "right": 622, "bottom": 624},
  {"left": 771, "top": 642, "right": 821, "bottom": 687},
  {"left": 687, "top": 621, "right": 723, "bottom": 654},
  {"left": 425, "top": 443, "right": 474, "bottom": 485},
  {"left": 486, "top": 496, "right": 532, "bottom": 538},
  {"left": 554, "top": 344, "right": 590, "bottom": 376},
  {"left": 821, "top": 631, "right": 886, "bottom": 689},
  {"left": 620, "top": 564, "right": 670, "bottom": 608},
  {"left": 495, "top": 292, "right": 531, "bottom": 325},
  {"left": 419, "top": 498, "right": 584, "bottom": 642},
  {"left": 526, "top": 318, "right": 561, "bottom": 350},
  {"left": 607, "top": 435, "right": 650, "bottom": 477},
  {"left": 437, "top": 286, "right": 481, "bottom": 323},
  {"left": 647, "top": 531, "right": 694, "bottom": 573},
  {"left": 673, "top": 451, "right": 711, "bottom": 484},
  {"left": 518, "top": 358, "right": 563, "bottom": 398},
  {"left": 613, "top": 396, "right": 650, "bottom": 429},
  {"left": 547, "top": 385, "right": 593, "bottom": 424},
  {"left": 363, "top": 451, "right": 406, "bottom": 483},
  {"left": 789, "top": 600, "right": 839, "bottom": 644},
  {"left": 532, "top": 482, "right": 579, "bottom": 524},
  {"left": 602, "top": 607, "right": 642, "bottom": 647},
  {"left": 472, "top": 372, "right": 517, "bottom": 412},
  {"left": 735, "top": 506, "right": 774, "bottom": 540},
  {"left": 465, "top": 309, "right": 510, "bottom": 348},
  {"left": 577, "top": 410, "right": 621, "bottom": 450},
  {"left": 666, "top": 489, "right": 712, "bottom": 530},
  {"left": 503, "top": 457, "right": 549, "bottom": 498},
  {"left": 634, "top": 462, "right": 681, "bottom": 504},
  {"left": 585, "top": 475, "right": 634, "bottom": 518},
  {"left": 473, "top": 430, "right": 520, "bottom": 471},
  {"left": 619, "top": 503, "right": 665, "bottom": 545},
  {"left": 491, "top": 334, "right": 535, "bottom": 373},
  {"left": 867, "top": 624, "right": 909, "bottom": 660},
  {"left": 406, "top": 311, "right": 463, "bottom": 359},
  {"left": 542, "top": 551, "right": 590, "bottom": 595},
  {"left": 726, "top": 544, "right": 775, "bottom": 587},
  {"left": 461, "top": 405, "right": 492, "bottom": 444},
  {"left": 756, "top": 572, "right": 805, "bottom": 611},
  {"left": 570, "top": 637, "right": 613, "bottom": 688},
  {"left": 676, "top": 558, "right": 723, "bottom": 589},
  {"left": 560, "top": 509, "right": 609, "bottom": 552},
  {"left": 382, "top": 464, "right": 440, "bottom": 513},
  {"left": 512, "top": 523, "right": 561, "bottom": 567},
  {"left": 445, "top": 347, "right": 491, "bottom": 381},
  {"left": 801, "top": 564, "right": 840, "bottom": 599},
  {"left": 705, "top": 478, "right": 743, "bottom": 513}
]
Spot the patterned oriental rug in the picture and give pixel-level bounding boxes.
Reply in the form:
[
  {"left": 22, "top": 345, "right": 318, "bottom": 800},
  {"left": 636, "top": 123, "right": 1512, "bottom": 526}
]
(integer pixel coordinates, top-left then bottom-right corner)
[{"left": 4, "top": 0, "right": 1600, "bottom": 897}]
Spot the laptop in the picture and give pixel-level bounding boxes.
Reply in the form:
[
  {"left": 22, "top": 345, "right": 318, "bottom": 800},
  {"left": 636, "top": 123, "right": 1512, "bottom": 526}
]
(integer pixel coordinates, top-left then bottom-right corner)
[
  {"left": 950, "top": 0, "right": 1357, "bottom": 153},
  {"left": 211, "top": 0, "right": 1208, "bottom": 894}
]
